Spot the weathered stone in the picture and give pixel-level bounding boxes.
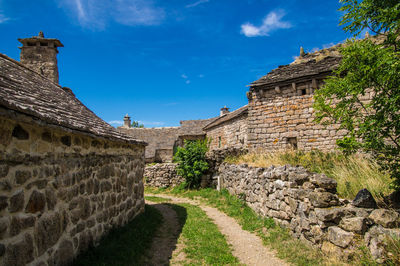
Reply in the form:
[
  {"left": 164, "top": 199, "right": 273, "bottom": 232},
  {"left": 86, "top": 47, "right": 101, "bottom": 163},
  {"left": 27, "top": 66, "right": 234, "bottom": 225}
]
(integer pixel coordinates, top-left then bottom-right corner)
[
  {"left": 79, "top": 197, "right": 91, "bottom": 220},
  {"left": 15, "top": 170, "right": 32, "bottom": 185},
  {"left": 9, "top": 189, "right": 24, "bottom": 213},
  {"left": 100, "top": 181, "right": 112, "bottom": 192},
  {"left": 4, "top": 233, "right": 34, "bottom": 266},
  {"left": 0, "top": 164, "right": 9, "bottom": 178},
  {"left": 25, "top": 190, "right": 46, "bottom": 213},
  {"left": 288, "top": 172, "right": 309, "bottom": 185},
  {"left": 0, "top": 217, "right": 8, "bottom": 237},
  {"left": 35, "top": 212, "right": 62, "bottom": 256},
  {"left": 45, "top": 187, "right": 57, "bottom": 210},
  {"left": 26, "top": 179, "right": 48, "bottom": 190},
  {"left": 53, "top": 239, "right": 74, "bottom": 266},
  {"left": 310, "top": 174, "right": 337, "bottom": 192},
  {"left": 9, "top": 214, "right": 35, "bottom": 236},
  {"left": 352, "top": 188, "right": 377, "bottom": 209},
  {"left": 315, "top": 207, "right": 351, "bottom": 223},
  {"left": 328, "top": 226, "right": 354, "bottom": 248},
  {"left": 339, "top": 217, "right": 367, "bottom": 234},
  {"left": 0, "top": 196, "right": 8, "bottom": 211},
  {"left": 309, "top": 191, "right": 339, "bottom": 208},
  {"left": 369, "top": 209, "right": 400, "bottom": 228}
]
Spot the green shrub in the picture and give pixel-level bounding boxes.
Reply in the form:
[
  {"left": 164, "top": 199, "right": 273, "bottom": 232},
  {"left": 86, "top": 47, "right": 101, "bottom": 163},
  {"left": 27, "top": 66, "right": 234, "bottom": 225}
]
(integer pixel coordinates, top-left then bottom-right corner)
[{"left": 173, "top": 139, "right": 209, "bottom": 188}]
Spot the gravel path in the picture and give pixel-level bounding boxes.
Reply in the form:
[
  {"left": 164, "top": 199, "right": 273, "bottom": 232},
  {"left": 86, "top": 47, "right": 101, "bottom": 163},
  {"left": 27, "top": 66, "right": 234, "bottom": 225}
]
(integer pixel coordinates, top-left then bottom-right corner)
[
  {"left": 143, "top": 203, "right": 183, "bottom": 265},
  {"left": 146, "top": 194, "right": 288, "bottom": 266}
]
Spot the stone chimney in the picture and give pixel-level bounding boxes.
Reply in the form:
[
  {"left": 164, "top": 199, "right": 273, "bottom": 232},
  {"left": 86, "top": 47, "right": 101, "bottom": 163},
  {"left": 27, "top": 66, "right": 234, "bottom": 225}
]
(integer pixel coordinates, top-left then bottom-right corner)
[
  {"left": 220, "top": 106, "right": 230, "bottom": 116},
  {"left": 123, "top": 114, "right": 131, "bottom": 128},
  {"left": 18, "top": 31, "right": 64, "bottom": 84}
]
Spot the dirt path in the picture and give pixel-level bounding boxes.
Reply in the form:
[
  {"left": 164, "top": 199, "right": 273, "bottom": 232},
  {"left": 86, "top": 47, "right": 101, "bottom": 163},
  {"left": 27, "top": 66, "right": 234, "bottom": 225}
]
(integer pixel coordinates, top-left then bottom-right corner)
[
  {"left": 144, "top": 202, "right": 185, "bottom": 265},
  {"left": 147, "top": 194, "right": 288, "bottom": 266}
]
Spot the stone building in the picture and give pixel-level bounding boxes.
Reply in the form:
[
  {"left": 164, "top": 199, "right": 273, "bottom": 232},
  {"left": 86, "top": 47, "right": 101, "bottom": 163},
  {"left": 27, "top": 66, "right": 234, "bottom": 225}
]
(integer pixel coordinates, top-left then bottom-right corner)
[
  {"left": 247, "top": 47, "right": 346, "bottom": 151},
  {"left": 0, "top": 33, "right": 147, "bottom": 265},
  {"left": 204, "top": 106, "right": 248, "bottom": 150},
  {"left": 118, "top": 115, "right": 217, "bottom": 163}
]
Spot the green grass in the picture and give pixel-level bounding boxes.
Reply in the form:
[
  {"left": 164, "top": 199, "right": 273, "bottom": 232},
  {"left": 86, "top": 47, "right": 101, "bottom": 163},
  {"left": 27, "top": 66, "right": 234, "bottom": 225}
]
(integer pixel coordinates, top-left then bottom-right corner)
[
  {"left": 145, "top": 187, "right": 327, "bottom": 265},
  {"left": 225, "top": 150, "right": 393, "bottom": 202},
  {"left": 73, "top": 205, "right": 163, "bottom": 266},
  {"left": 169, "top": 202, "right": 239, "bottom": 265},
  {"left": 145, "top": 195, "right": 171, "bottom": 203}
]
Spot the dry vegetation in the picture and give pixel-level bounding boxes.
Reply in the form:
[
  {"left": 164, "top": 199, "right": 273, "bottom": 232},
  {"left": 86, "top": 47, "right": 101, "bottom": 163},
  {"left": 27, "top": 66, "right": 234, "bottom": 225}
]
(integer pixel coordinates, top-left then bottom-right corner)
[{"left": 225, "top": 150, "right": 393, "bottom": 202}]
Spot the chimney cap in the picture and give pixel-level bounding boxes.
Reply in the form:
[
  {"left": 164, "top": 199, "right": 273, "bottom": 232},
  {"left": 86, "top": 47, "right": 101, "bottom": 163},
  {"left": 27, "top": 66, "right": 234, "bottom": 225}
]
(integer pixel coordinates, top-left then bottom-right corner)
[{"left": 18, "top": 32, "right": 64, "bottom": 47}]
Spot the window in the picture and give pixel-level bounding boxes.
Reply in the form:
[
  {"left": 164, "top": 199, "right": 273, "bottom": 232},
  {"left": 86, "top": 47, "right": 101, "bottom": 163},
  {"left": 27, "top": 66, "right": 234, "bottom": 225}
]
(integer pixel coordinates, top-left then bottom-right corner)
[
  {"left": 40, "top": 42, "right": 48, "bottom": 47},
  {"left": 301, "top": 89, "right": 307, "bottom": 95},
  {"left": 218, "top": 136, "right": 222, "bottom": 148},
  {"left": 287, "top": 137, "right": 298, "bottom": 150}
]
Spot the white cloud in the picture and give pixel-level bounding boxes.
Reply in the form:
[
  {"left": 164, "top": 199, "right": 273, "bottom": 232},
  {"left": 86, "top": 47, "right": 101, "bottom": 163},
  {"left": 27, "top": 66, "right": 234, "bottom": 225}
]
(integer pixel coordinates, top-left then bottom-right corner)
[
  {"left": 0, "top": 13, "right": 8, "bottom": 23},
  {"left": 181, "top": 74, "right": 188, "bottom": 79},
  {"left": 198, "top": 74, "right": 204, "bottom": 78},
  {"left": 186, "top": 0, "right": 209, "bottom": 8},
  {"left": 241, "top": 10, "right": 291, "bottom": 37},
  {"left": 181, "top": 74, "right": 191, "bottom": 84},
  {"left": 185, "top": 80, "right": 191, "bottom": 84},
  {"left": 58, "top": 0, "right": 165, "bottom": 29},
  {"left": 138, "top": 121, "right": 165, "bottom": 126},
  {"left": 108, "top": 120, "right": 124, "bottom": 126}
]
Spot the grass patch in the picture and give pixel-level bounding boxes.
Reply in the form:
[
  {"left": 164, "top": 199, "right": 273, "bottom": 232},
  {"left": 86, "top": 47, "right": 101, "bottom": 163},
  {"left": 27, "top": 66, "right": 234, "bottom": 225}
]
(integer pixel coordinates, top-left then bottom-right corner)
[
  {"left": 145, "top": 195, "right": 171, "bottom": 203},
  {"left": 169, "top": 202, "right": 239, "bottom": 265},
  {"left": 145, "top": 187, "right": 326, "bottom": 265},
  {"left": 225, "top": 150, "right": 393, "bottom": 201},
  {"left": 73, "top": 205, "right": 163, "bottom": 266}
]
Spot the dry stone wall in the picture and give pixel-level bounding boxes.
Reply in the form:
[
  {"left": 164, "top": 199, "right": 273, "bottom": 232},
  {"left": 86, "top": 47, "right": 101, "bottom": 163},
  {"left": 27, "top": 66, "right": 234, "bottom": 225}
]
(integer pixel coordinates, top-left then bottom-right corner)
[
  {"left": 0, "top": 110, "right": 145, "bottom": 266},
  {"left": 217, "top": 163, "right": 400, "bottom": 261},
  {"left": 144, "top": 163, "right": 184, "bottom": 188}
]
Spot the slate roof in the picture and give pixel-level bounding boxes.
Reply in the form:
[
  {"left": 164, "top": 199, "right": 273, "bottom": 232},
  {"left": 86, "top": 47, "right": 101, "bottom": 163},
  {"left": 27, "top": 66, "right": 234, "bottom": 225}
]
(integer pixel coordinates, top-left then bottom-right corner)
[
  {"left": 179, "top": 117, "right": 218, "bottom": 136},
  {"left": 0, "top": 53, "right": 146, "bottom": 145},
  {"left": 251, "top": 56, "right": 341, "bottom": 88},
  {"left": 203, "top": 105, "right": 248, "bottom": 130}
]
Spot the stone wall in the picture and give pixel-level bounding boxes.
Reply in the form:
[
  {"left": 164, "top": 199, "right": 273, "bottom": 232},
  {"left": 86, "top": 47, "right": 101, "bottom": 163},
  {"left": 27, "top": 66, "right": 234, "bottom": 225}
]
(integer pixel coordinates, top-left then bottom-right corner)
[
  {"left": 247, "top": 80, "right": 373, "bottom": 152},
  {"left": 0, "top": 110, "right": 145, "bottom": 266},
  {"left": 206, "top": 114, "right": 247, "bottom": 150},
  {"left": 217, "top": 163, "right": 400, "bottom": 261},
  {"left": 118, "top": 127, "right": 180, "bottom": 163},
  {"left": 144, "top": 163, "right": 184, "bottom": 188}
]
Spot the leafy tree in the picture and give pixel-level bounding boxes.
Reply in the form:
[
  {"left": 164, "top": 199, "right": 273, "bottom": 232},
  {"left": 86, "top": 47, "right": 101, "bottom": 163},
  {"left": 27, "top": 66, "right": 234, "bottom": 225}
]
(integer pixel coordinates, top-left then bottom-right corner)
[
  {"left": 313, "top": 0, "right": 400, "bottom": 189},
  {"left": 173, "top": 139, "right": 209, "bottom": 188},
  {"left": 131, "top": 120, "right": 144, "bottom": 128}
]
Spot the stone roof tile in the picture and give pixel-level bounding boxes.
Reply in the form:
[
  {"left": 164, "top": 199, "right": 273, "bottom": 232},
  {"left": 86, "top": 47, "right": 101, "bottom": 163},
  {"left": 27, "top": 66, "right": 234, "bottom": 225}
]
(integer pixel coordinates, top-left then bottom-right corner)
[{"left": 0, "top": 53, "right": 146, "bottom": 145}]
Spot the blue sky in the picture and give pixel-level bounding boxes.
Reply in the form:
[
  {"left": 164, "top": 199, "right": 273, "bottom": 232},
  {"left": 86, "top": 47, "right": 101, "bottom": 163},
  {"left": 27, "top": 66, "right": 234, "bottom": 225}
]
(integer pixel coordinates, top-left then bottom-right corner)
[{"left": 0, "top": 0, "right": 350, "bottom": 127}]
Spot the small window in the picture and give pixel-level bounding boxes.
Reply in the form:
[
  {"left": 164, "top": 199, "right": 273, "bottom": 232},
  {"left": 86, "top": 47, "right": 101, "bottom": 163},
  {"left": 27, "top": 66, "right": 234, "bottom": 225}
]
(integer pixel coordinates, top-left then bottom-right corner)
[
  {"left": 287, "top": 137, "right": 298, "bottom": 150},
  {"left": 218, "top": 136, "right": 222, "bottom": 148},
  {"left": 40, "top": 42, "right": 48, "bottom": 46},
  {"left": 301, "top": 89, "right": 307, "bottom": 95},
  {"left": 27, "top": 42, "right": 35, "bottom": 46}
]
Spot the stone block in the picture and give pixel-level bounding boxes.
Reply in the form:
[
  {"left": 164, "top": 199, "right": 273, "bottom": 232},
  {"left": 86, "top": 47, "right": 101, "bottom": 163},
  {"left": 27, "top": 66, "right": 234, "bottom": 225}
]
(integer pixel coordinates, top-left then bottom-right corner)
[
  {"left": 25, "top": 190, "right": 46, "bottom": 213},
  {"left": 9, "top": 214, "right": 35, "bottom": 236},
  {"left": 369, "top": 209, "right": 400, "bottom": 228},
  {"left": 309, "top": 191, "right": 339, "bottom": 208},
  {"left": 352, "top": 188, "right": 377, "bottom": 209},
  {"left": 15, "top": 170, "right": 31, "bottom": 185},
  {"left": 4, "top": 233, "right": 34, "bottom": 266},
  {"left": 9, "top": 189, "right": 24, "bottom": 213},
  {"left": 339, "top": 217, "right": 368, "bottom": 234},
  {"left": 0, "top": 196, "right": 8, "bottom": 211},
  {"left": 35, "top": 212, "right": 62, "bottom": 256},
  {"left": 328, "top": 226, "right": 354, "bottom": 248},
  {"left": 310, "top": 174, "right": 337, "bottom": 193}
]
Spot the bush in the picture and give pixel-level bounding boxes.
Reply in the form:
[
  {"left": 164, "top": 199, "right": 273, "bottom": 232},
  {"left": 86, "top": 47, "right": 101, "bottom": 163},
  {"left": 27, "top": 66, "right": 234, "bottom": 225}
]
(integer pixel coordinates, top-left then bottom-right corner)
[{"left": 173, "top": 139, "right": 209, "bottom": 188}]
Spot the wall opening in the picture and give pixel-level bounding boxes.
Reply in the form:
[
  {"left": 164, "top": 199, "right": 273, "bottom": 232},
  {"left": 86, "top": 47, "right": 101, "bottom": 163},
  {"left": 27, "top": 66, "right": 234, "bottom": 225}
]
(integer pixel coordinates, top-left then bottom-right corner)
[
  {"left": 301, "top": 88, "right": 307, "bottom": 95},
  {"left": 218, "top": 136, "right": 221, "bottom": 148},
  {"left": 287, "top": 137, "right": 298, "bottom": 150}
]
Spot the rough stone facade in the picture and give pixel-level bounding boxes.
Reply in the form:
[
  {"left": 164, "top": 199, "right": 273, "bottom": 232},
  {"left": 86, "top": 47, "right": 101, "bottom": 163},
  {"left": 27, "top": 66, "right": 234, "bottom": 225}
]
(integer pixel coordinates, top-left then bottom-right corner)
[
  {"left": 118, "top": 127, "right": 180, "bottom": 163},
  {"left": 204, "top": 106, "right": 248, "bottom": 150},
  {"left": 144, "top": 163, "right": 184, "bottom": 188},
  {"left": 18, "top": 32, "right": 63, "bottom": 84},
  {"left": 247, "top": 55, "right": 345, "bottom": 152},
  {"left": 0, "top": 112, "right": 145, "bottom": 266},
  {"left": 217, "top": 163, "right": 400, "bottom": 261}
]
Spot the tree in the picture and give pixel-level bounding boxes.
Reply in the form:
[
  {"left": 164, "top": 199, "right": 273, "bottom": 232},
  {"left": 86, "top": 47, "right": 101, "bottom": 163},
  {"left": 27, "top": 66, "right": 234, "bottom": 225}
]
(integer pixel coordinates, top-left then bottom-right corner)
[
  {"left": 131, "top": 120, "right": 144, "bottom": 128},
  {"left": 313, "top": 0, "right": 400, "bottom": 189},
  {"left": 173, "top": 139, "right": 209, "bottom": 188}
]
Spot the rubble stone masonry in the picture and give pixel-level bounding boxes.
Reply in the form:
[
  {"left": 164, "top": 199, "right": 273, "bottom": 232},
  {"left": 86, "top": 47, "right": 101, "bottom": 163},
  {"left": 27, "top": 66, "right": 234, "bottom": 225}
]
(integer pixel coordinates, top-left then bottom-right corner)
[
  {"left": 248, "top": 80, "right": 346, "bottom": 151},
  {"left": 0, "top": 109, "right": 146, "bottom": 266},
  {"left": 206, "top": 115, "right": 248, "bottom": 150}
]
